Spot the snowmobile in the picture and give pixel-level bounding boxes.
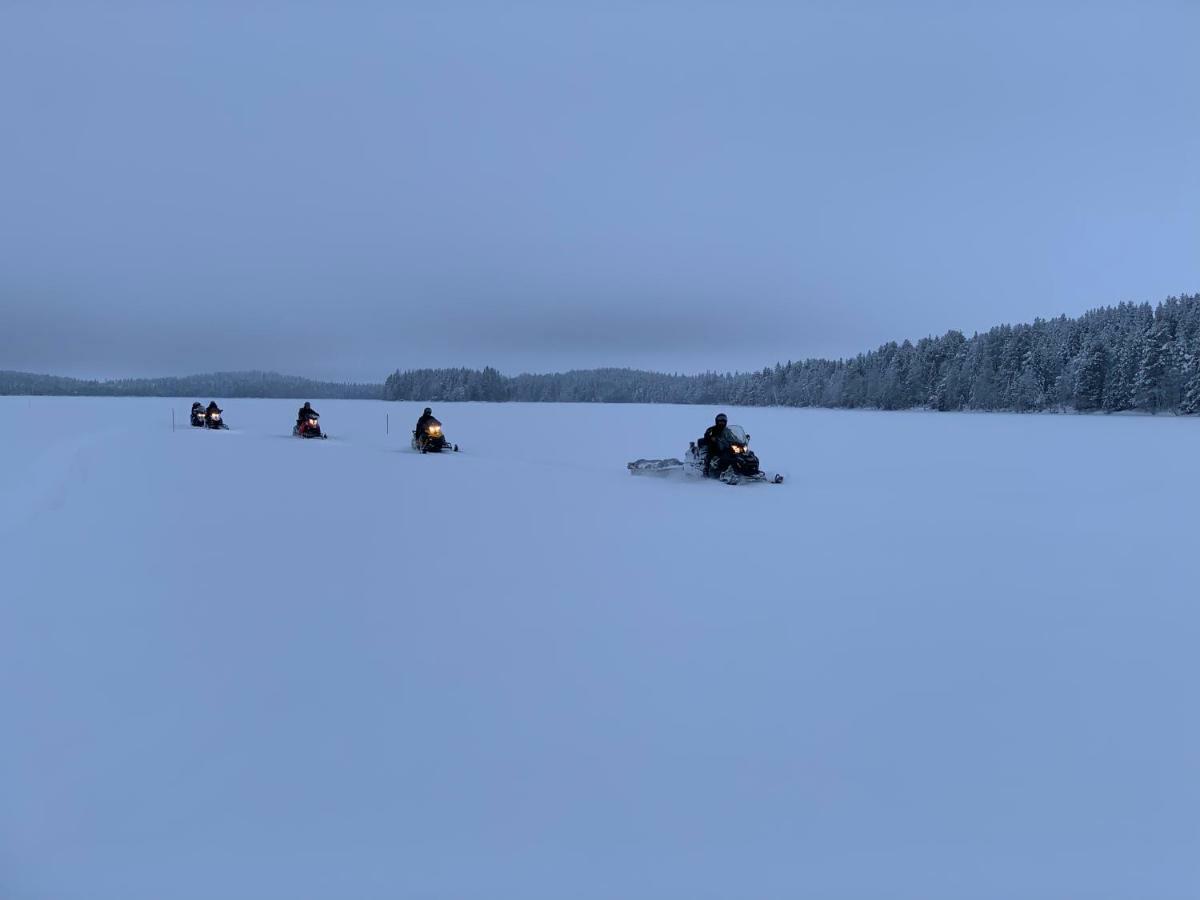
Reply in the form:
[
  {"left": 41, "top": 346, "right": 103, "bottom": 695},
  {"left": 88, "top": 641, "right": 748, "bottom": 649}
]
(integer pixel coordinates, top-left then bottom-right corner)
[
  {"left": 411, "top": 419, "right": 458, "bottom": 453},
  {"left": 628, "top": 424, "right": 783, "bottom": 485},
  {"left": 293, "top": 412, "right": 327, "bottom": 439},
  {"left": 190, "top": 403, "right": 207, "bottom": 427},
  {"left": 204, "top": 406, "right": 228, "bottom": 430}
]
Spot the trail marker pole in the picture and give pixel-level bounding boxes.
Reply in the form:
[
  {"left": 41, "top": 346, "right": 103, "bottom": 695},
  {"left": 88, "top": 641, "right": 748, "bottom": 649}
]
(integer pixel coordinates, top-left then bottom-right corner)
[
  {"left": 386, "top": 414, "right": 389, "bottom": 435},
  {"left": 172, "top": 409, "right": 175, "bottom": 432}
]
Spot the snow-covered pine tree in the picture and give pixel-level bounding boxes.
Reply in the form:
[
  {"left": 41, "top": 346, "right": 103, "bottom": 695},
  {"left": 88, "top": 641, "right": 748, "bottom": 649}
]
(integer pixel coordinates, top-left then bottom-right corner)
[{"left": 1074, "top": 341, "right": 1108, "bottom": 411}]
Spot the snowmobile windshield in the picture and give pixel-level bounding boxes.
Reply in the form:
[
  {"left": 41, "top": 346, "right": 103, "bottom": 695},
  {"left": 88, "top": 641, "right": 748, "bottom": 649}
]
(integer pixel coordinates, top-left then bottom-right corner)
[{"left": 727, "top": 425, "right": 748, "bottom": 445}]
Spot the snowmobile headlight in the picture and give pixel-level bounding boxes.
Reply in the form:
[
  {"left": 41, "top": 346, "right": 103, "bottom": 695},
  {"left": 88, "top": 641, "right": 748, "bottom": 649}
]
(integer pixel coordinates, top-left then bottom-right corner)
[
  {"left": 428, "top": 424, "right": 442, "bottom": 436},
  {"left": 731, "top": 444, "right": 743, "bottom": 454}
]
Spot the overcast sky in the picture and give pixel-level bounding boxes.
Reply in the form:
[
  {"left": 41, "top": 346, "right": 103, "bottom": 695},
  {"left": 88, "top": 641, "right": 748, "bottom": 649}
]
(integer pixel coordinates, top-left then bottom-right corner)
[{"left": 2, "top": 0, "right": 1197, "bottom": 382}]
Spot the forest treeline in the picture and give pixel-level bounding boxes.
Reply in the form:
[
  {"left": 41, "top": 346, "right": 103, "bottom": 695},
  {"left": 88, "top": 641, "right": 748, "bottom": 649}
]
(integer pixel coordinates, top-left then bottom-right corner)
[
  {"left": 0, "top": 370, "right": 381, "bottom": 400},
  {"left": 383, "top": 294, "right": 1200, "bottom": 414},
  {"left": 8, "top": 294, "right": 1200, "bottom": 413}
]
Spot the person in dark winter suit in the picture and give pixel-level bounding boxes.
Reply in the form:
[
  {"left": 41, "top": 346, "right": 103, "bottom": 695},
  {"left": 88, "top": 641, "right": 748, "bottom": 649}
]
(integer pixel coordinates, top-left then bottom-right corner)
[
  {"left": 204, "top": 401, "right": 225, "bottom": 428},
  {"left": 297, "top": 401, "right": 318, "bottom": 426},
  {"left": 699, "top": 413, "right": 734, "bottom": 475},
  {"left": 414, "top": 407, "right": 438, "bottom": 436}
]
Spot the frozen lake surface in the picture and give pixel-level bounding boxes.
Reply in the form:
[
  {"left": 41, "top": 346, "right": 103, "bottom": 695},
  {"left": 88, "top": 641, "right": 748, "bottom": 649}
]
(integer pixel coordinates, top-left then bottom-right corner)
[{"left": 2, "top": 397, "right": 1198, "bottom": 899}]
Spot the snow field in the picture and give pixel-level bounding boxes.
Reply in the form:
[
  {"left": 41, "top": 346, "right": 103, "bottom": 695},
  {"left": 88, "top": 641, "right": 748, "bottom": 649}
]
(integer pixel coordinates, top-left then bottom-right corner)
[{"left": 2, "top": 397, "right": 1198, "bottom": 899}]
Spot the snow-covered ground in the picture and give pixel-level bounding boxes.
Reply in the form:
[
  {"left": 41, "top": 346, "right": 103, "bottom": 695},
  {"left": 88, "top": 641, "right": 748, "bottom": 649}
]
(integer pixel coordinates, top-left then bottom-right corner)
[{"left": 2, "top": 397, "right": 1198, "bottom": 899}]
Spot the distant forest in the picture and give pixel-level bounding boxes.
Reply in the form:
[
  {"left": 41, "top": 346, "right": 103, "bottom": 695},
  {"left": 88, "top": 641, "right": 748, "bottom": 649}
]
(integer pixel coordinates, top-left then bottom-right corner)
[
  {"left": 0, "top": 370, "right": 381, "bottom": 400},
  {"left": 7, "top": 294, "right": 1200, "bottom": 414},
  {"left": 383, "top": 294, "right": 1200, "bottom": 414}
]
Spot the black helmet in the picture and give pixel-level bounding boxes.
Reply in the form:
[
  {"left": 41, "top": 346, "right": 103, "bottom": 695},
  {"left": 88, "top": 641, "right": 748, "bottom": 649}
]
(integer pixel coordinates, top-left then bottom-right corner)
[
  {"left": 303, "top": 401, "right": 311, "bottom": 409},
  {"left": 192, "top": 402, "right": 202, "bottom": 409},
  {"left": 424, "top": 407, "right": 432, "bottom": 416},
  {"left": 715, "top": 413, "right": 728, "bottom": 424}
]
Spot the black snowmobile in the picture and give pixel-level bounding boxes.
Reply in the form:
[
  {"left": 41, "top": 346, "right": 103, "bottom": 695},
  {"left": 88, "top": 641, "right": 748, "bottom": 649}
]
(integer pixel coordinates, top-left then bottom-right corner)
[
  {"left": 204, "top": 404, "right": 229, "bottom": 430},
  {"left": 190, "top": 403, "right": 207, "bottom": 427},
  {"left": 628, "top": 424, "right": 783, "bottom": 485},
  {"left": 411, "top": 418, "right": 458, "bottom": 453},
  {"left": 294, "top": 411, "right": 327, "bottom": 439}
]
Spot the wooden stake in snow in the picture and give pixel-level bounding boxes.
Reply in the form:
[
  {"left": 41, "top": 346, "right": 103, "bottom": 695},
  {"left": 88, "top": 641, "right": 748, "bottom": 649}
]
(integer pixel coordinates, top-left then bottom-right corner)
[{"left": 172, "top": 409, "right": 175, "bottom": 432}]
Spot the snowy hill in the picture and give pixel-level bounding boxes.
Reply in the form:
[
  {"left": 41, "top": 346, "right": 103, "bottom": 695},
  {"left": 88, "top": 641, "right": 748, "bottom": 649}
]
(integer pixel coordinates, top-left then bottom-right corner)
[{"left": 3, "top": 397, "right": 1198, "bottom": 899}]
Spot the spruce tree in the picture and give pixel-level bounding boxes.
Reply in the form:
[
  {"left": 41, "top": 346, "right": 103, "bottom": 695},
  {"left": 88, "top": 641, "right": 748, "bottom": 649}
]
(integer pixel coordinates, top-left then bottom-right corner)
[{"left": 1074, "top": 342, "right": 1108, "bottom": 411}]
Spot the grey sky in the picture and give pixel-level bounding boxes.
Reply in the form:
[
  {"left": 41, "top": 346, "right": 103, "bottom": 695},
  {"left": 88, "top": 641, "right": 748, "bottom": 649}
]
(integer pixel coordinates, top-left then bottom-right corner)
[{"left": 2, "top": 0, "right": 1197, "bottom": 382}]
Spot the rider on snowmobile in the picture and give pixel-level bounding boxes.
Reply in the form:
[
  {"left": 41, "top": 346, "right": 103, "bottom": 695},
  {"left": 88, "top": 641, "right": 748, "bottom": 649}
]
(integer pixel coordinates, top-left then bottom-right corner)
[
  {"left": 699, "top": 413, "right": 735, "bottom": 475},
  {"left": 204, "top": 400, "right": 223, "bottom": 428},
  {"left": 297, "top": 401, "right": 318, "bottom": 426},
  {"left": 190, "top": 402, "right": 205, "bottom": 426},
  {"left": 414, "top": 407, "right": 439, "bottom": 436}
]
